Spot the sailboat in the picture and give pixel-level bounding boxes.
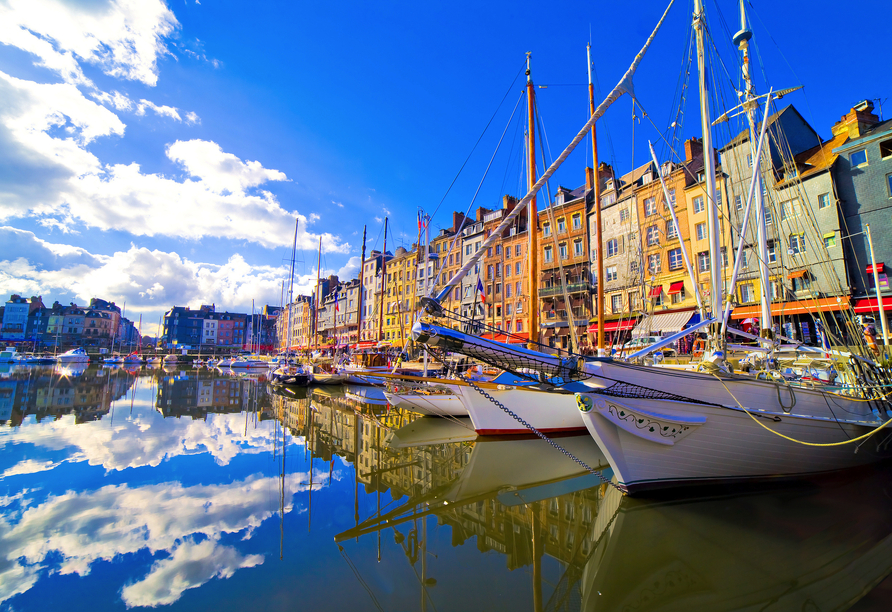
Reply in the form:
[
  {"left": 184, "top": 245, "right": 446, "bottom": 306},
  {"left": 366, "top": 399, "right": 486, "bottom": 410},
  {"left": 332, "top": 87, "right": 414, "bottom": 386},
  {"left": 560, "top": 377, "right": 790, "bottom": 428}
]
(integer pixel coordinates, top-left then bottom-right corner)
[{"left": 411, "top": 0, "right": 892, "bottom": 494}]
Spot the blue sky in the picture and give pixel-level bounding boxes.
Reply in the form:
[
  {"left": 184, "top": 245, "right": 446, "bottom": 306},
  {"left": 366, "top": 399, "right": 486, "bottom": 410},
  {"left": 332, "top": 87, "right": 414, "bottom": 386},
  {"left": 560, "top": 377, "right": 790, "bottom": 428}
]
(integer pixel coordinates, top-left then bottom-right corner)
[{"left": 0, "top": 0, "right": 888, "bottom": 336}]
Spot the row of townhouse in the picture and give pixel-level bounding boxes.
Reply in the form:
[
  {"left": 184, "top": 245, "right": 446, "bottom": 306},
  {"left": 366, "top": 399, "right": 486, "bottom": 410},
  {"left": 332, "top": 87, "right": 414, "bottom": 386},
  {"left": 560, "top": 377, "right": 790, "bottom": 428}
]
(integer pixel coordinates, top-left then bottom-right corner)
[
  {"left": 161, "top": 304, "right": 278, "bottom": 350},
  {"left": 1, "top": 296, "right": 140, "bottom": 350},
  {"left": 587, "top": 99, "right": 892, "bottom": 349},
  {"left": 277, "top": 99, "right": 891, "bottom": 353}
]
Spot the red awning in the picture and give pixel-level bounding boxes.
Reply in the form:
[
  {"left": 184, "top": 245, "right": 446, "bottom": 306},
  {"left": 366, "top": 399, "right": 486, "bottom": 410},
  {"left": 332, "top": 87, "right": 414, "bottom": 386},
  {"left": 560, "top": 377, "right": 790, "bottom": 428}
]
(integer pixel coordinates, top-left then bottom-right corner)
[
  {"left": 481, "top": 331, "right": 529, "bottom": 344},
  {"left": 787, "top": 269, "right": 808, "bottom": 280},
  {"left": 587, "top": 319, "right": 636, "bottom": 333},
  {"left": 731, "top": 296, "right": 850, "bottom": 319},
  {"left": 853, "top": 297, "right": 892, "bottom": 313},
  {"left": 649, "top": 286, "right": 663, "bottom": 297},
  {"left": 866, "top": 263, "right": 885, "bottom": 275},
  {"left": 667, "top": 281, "right": 685, "bottom": 295},
  {"left": 352, "top": 341, "right": 378, "bottom": 350}
]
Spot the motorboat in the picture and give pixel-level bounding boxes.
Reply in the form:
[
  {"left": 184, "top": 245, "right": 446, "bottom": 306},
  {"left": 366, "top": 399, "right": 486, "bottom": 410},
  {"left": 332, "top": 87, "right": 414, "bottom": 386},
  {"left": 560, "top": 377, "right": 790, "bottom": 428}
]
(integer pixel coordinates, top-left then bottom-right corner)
[
  {"left": 56, "top": 347, "right": 89, "bottom": 363},
  {"left": 270, "top": 364, "right": 311, "bottom": 386}
]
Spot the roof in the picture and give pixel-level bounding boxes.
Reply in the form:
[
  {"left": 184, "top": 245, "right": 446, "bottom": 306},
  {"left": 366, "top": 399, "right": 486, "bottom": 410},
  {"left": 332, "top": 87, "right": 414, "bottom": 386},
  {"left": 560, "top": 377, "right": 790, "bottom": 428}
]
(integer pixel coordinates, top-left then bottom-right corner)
[
  {"left": 833, "top": 117, "right": 892, "bottom": 152},
  {"left": 776, "top": 130, "right": 849, "bottom": 186}
]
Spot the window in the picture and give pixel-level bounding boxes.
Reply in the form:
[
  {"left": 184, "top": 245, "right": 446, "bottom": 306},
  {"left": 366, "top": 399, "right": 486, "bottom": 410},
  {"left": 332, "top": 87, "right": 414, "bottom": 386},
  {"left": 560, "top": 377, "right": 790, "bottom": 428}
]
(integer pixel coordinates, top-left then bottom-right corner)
[
  {"left": 696, "top": 222, "right": 707, "bottom": 241},
  {"left": 818, "top": 193, "right": 831, "bottom": 209},
  {"left": 740, "top": 283, "right": 754, "bottom": 303},
  {"left": 620, "top": 207, "right": 630, "bottom": 222},
  {"left": 693, "top": 196, "right": 705, "bottom": 213},
  {"left": 572, "top": 214, "right": 582, "bottom": 230},
  {"left": 851, "top": 149, "right": 868, "bottom": 167},
  {"left": 516, "top": 281, "right": 521, "bottom": 295},
  {"left": 559, "top": 243, "right": 568, "bottom": 259},
  {"left": 506, "top": 284, "right": 512, "bottom": 297},
  {"left": 516, "top": 244, "right": 521, "bottom": 256},
  {"left": 495, "top": 244, "right": 501, "bottom": 255},
  {"left": 557, "top": 218, "right": 567, "bottom": 233},
  {"left": 765, "top": 210, "right": 774, "bottom": 226},
  {"left": 697, "top": 251, "right": 710, "bottom": 272},
  {"left": 881, "top": 139, "right": 892, "bottom": 158},
  {"left": 496, "top": 263, "right": 502, "bottom": 277},
  {"left": 628, "top": 291, "right": 639, "bottom": 310},
  {"left": 667, "top": 188, "right": 676, "bottom": 208},
  {"left": 607, "top": 238, "right": 619, "bottom": 257},
  {"left": 515, "top": 262, "right": 522, "bottom": 275},
  {"left": 505, "top": 303, "right": 512, "bottom": 315},
  {"left": 668, "top": 248, "right": 683, "bottom": 270},
  {"left": 887, "top": 173, "right": 892, "bottom": 198},
  {"left": 823, "top": 232, "right": 837, "bottom": 248},
  {"left": 544, "top": 246, "right": 553, "bottom": 263},
  {"left": 734, "top": 195, "right": 742, "bottom": 211},
  {"left": 516, "top": 297, "right": 522, "bottom": 311},
  {"left": 666, "top": 220, "right": 678, "bottom": 240},
  {"left": 739, "top": 248, "right": 748, "bottom": 269},
  {"left": 495, "top": 283, "right": 501, "bottom": 294},
  {"left": 630, "top": 260, "right": 639, "bottom": 273},
  {"left": 780, "top": 199, "right": 801, "bottom": 220},
  {"left": 646, "top": 225, "right": 660, "bottom": 246},
  {"left": 543, "top": 223, "right": 551, "bottom": 237},
  {"left": 487, "top": 265, "right": 493, "bottom": 279},
  {"left": 721, "top": 247, "right": 729, "bottom": 268},
  {"left": 505, "top": 264, "right": 511, "bottom": 277},
  {"left": 768, "top": 241, "right": 777, "bottom": 263},
  {"left": 747, "top": 153, "right": 753, "bottom": 168},
  {"left": 574, "top": 239, "right": 583, "bottom": 256},
  {"left": 487, "top": 247, "right": 492, "bottom": 257},
  {"left": 516, "top": 320, "right": 523, "bottom": 332},
  {"left": 644, "top": 197, "right": 657, "bottom": 216},
  {"left": 606, "top": 266, "right": 618, "bottom": 282},
  {"left": 789, "top": 234, "right": 805, "bottom": 254},
  {"left": 647, "top": 253, "right": 661, "bottom": 273},
  {"left": 611, "top": 294, "right": 623, "bottom": 313},
  {"left": 671, "top": 287, "right": 685, "bottom": 304}
]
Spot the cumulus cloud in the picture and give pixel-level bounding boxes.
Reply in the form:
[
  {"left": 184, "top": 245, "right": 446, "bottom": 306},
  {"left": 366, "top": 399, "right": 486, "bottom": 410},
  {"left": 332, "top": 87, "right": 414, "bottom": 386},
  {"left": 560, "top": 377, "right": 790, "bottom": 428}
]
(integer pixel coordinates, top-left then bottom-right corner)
[
  {"left": 0, "top": 0, "right": 179, "bottom": 87},
  {"left": 337, "top": 256, "right": 362, "bottom": 281},
  {"left": 121, "top": 539, "right": 263, "bottom": 607},
  {"left": 0, "top": 227, "right": 309, "bottom": 318}
]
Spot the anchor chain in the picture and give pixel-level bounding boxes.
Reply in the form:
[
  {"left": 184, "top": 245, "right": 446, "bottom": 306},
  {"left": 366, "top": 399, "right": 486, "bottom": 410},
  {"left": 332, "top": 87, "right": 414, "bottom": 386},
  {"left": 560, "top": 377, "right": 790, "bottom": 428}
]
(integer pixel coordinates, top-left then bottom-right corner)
[{"left": 461, "top": 376, "right": 627, "bottom": 494}]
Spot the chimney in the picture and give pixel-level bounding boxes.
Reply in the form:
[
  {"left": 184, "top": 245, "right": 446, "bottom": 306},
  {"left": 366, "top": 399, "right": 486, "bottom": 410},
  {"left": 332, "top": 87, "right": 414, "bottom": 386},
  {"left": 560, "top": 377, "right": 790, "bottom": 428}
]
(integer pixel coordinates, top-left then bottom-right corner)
[
  {"left": 831, "top": 100, "right": 880, "bottom": 138},
  {"left": 451, "top": 211, "right": 466, "bottom": 233},
  {"left": 475, "top": 206, "right": 491, "bottom": 222},
  {"left": 684, "top": 137, "right": 703, "bottom": 163},
  {"left": 502, "top": 194, "right": 517, "bottom": 212},
  {"left": 585, "top": 167, "right": 594, "bottom": 190}
]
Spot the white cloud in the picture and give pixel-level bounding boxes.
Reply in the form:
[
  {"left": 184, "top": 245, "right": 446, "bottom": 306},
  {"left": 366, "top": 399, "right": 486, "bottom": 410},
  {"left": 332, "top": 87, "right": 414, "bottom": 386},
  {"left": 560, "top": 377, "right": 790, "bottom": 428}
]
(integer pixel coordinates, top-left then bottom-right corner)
[
  {"left": 121, "top": 539, "right": 263, "bottom": 607},
  {"left": 0, "top": 227, "right": 317, "bottom": 324},
  {"left": 136, "top": 99, "right": 182, "bottom": 122},
  {"left": 337, "top": 256, "right": 361, "bottom": 281},
  {"left": 333, "top": 200, "right": 344, "bottom": 208},
  {"left": 0, "top": 0, "right": 179, "bottom": 87},
  {"left": 166, "top": 139, "right": 286, "bottom": 194}
]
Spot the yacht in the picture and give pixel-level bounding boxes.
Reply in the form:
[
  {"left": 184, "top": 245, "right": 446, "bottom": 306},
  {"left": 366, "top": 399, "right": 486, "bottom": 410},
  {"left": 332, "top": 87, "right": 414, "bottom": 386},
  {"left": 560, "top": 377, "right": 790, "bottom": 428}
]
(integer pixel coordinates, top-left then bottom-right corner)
[{"left": 56, "top": 347, "right": 89, "bottom": 363}]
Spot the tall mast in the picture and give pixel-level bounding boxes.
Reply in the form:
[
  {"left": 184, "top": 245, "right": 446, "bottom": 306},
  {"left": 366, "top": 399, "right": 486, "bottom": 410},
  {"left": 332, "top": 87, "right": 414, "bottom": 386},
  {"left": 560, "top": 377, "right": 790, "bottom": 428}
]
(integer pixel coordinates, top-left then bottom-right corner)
[
  {"left": 588, "top": 43, "right": 605, "bottom": 353},
  {"left": 527, "top": 52, "right": 540, "bottom": 345},
  {"left": 694, "top": 0, "right": 723, "bottom": 353},
  {"left": 378, "top": 217, "right": 388, "bottom": 343},
  {"left": 733, "top": 0, "right": 772, "bottom": 341},
  {"left": 313, "top": 236, "right": 322, "bottom": 350},
  {"left": 288, "top": 218, "right": 299, "bottom": 351},
  {"left": 357, "top": 226, "right": 367, "bottom": 342}
]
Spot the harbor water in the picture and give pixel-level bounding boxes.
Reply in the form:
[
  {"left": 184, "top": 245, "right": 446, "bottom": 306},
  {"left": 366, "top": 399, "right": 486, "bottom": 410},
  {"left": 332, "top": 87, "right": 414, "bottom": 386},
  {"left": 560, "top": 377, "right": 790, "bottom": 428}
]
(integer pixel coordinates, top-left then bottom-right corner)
[{"left": 2, "top": 364, "right": 892, "bottom": 611}]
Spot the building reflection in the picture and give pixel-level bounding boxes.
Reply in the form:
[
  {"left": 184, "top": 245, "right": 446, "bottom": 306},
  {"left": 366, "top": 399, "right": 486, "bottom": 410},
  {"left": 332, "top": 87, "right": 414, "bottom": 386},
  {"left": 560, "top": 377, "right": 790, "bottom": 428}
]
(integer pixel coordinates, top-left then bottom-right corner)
[{"left": 0, "top": 365, "right": 137, "bottom": 426}]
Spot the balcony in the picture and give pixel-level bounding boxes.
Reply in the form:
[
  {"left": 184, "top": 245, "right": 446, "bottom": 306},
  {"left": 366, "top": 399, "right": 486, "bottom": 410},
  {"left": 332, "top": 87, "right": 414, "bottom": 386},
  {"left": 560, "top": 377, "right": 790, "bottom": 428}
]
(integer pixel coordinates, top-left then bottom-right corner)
[{"left": 539, "top": 281, "right": 592, "bottom": 297}]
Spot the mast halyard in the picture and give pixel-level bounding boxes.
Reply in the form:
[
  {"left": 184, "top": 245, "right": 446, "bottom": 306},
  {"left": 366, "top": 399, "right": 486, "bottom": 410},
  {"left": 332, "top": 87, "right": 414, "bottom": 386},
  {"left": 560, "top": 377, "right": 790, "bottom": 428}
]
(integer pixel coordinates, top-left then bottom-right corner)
[
  {"left": 588, "top": 43, "right": 605, "bottom": 354},
  {"left": 527, "top": 52, "right": 540, "bottom": 345},
  {"left": 694, "top": 0, "right": 724, "bottom": 355},
  {"left": 734, "top": 0, "right": 773, "bottom": 346}
]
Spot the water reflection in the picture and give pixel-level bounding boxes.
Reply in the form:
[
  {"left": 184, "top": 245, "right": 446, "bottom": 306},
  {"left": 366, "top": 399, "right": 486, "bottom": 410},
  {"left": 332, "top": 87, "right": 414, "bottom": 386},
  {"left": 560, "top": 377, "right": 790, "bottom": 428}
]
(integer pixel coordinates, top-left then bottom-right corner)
[{"left": 1, "top": 367, "right": 891, "bottom": 610}]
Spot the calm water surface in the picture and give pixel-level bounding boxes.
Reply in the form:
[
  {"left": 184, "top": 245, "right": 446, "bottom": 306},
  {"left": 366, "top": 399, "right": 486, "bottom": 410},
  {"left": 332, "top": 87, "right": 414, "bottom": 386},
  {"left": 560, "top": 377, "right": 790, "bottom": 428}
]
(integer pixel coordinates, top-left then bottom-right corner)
[{"left": 2, "top": 364, "right": 892, "bottom": 611}]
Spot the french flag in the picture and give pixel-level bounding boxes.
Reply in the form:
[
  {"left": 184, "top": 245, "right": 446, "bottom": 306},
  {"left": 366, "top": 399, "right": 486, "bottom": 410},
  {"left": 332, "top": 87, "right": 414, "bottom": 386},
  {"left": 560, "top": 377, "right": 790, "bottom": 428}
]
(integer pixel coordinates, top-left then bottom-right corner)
[{"left": 477, "top": 278, "right": 486, "bottom": 303}]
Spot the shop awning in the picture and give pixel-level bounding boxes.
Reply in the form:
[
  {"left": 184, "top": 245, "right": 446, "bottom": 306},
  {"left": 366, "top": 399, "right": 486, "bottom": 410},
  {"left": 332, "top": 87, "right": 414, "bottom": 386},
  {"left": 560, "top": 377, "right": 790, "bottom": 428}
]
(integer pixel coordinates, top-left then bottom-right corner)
[
  {"left": 587, "top": 319, "right": 636, "bottom": 333},
  {"left": 481, "top": 331, "right": 530, "bottom": 344},
  {"left": 853, "top": 296, "right": 892, "bottom": 313},
  {"left": 731, "top": 296, "right": 850, "bottom": 319},
  {"left": 866, "top": 263, "right": 885, "bottom": 275},
  {"left": 352, "top": 341, "right": 378, "bottom": 350},
  {"left": 787, "top": 269, "right": 808, "bottom": 280},
  {"left": 667, "top": 281, "right": 685, "bottom": 295},
  {"left": 649, "top": 286, "right": 663, "bottom": 297},
  {"left": 631, "top": 310, "right": 697, "bottom": 337}
]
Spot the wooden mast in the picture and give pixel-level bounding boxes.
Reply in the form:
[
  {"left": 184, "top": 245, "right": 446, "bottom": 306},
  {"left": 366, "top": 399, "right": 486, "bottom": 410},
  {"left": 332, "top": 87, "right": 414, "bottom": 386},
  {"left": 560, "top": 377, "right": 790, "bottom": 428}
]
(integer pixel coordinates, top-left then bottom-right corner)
[
  {"left": 527, "top": 52, "right": 540, "bottom": 345},
  {"left": 588, "top": 43, "right": 605, "bottom": 353},
  {"left": 378, "top": 217, "right": 388, "bottom": 343},
  {"left": 313, "top": 236, "right": 322, "bottom": 351},
  {"left": 357, "top": 226, "right": 367, "bottom": 343}
]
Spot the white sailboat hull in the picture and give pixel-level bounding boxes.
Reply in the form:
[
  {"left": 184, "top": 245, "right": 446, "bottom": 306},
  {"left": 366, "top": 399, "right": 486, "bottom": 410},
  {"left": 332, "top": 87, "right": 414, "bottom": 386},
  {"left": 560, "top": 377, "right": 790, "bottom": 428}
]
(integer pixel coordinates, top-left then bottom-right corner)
[
  {"left": 384, "top": 390, "right": 468, "bottom": 417},
  {"left": 576, "top": 360, "right": 892, "bottom": 493},
  {"left": 455, "top": 384, "right": 587, "bottom": 436}
]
